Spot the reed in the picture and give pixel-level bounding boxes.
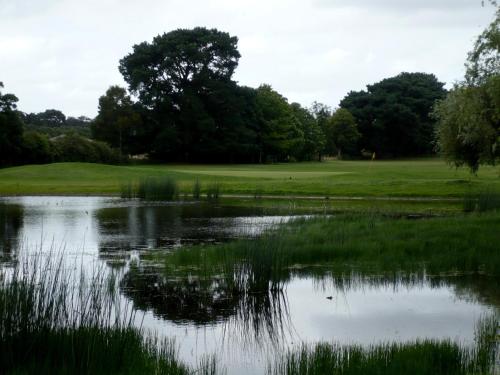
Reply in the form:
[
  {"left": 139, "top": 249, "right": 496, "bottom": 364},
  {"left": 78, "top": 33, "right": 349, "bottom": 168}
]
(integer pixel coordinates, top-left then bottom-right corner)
[
  {"left": 268, "top": 315, "right": 498, "bottom": 375},
  {"left": 0, "top": 254, "right": 217, "bottom": 375},
  {"left": 192, "top": 178, "right": 201, "bottom": 200},
  {"left": 120, "top": 175, "right": 179, "bottom": 201},
  {"left": 206, "top": 181, "right": 221, "bottom": 202}
]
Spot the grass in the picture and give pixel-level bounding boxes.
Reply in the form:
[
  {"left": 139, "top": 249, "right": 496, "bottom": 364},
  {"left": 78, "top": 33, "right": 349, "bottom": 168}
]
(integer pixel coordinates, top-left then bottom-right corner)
[
  {"left": 0, "top": 255, "right": 217, "bottom": 375},
  {"left": 1, "top": 159, "right": 499, "bottom": 198},
  {"left": 148, "top": 212, "right": 500, "bottom": 284},
  {"left": 268, "top": 316, "right": 498, "bottom": 375}
]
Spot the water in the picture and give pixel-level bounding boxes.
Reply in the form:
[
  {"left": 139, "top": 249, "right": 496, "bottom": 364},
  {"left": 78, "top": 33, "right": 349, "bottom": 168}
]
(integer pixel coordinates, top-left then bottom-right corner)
[{"left": 0, "top": 196, "right": 497, "bottom": 374}]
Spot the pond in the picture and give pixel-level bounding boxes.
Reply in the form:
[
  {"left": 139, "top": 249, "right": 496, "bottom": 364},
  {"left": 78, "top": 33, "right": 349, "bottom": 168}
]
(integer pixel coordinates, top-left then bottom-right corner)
[{"left": 0, "top": 196, "right": 497, "bottom": 374}]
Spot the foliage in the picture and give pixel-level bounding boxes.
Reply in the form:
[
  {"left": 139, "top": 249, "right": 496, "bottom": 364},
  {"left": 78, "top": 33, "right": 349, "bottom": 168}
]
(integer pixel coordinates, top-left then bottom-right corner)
[
  {"left": 256, "top": 85, "right": 304, "bottom": 162},
  {"left": 121, "top": 176, "right": 178, "bottom": 200},
  {"left": 435, "top": 8, "right": 499, "bottom": 172},
  {"left": 340, "top": 73, "right": 447, "bottom": 157},
  {"left": 328, "top": 108, "right": 360, "bottom": 158},
  {"left": 21, "top": 131, "right": 54, "bottom": 164},
  {"left": 0, "top": 82, "right": 24, "bottom": 167},
  {"left": 52, "top": 133, "right": 121, "bottom": 164},
  {"left": 91, "top": 86, "right": 146, "bottom": 156},
  {"left": 434, "top": 76, "right": 499, "bottom": 173},
  {"left": 291, "top": 103, "right": 326, "bottom": 161}
]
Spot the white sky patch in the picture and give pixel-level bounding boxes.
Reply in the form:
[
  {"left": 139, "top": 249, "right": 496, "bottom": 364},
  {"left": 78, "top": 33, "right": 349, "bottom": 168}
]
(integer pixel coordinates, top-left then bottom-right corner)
[{"left": 0, "top": 0, "right": 496, "bottom": 117}]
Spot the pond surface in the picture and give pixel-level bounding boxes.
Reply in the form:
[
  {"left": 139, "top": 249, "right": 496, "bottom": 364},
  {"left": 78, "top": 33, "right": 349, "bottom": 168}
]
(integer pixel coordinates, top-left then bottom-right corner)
[{"left": 0, "top": 196, "right": 497, "bottom": 374}]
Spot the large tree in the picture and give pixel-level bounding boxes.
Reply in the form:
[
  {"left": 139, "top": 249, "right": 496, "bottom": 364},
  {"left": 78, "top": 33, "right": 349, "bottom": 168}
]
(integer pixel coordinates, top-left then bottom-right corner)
[
  {"left": 340, "top": 73, "right": 447, "bottom": 157},
  {"left": 291, "top": 103, "right": 326, "bottom": 161},
  {"left": 118, "top": 27, "right": 242, "bottom": 161},
  {"left": 0, "top": 82, "right": 24, "bottom": 166}
]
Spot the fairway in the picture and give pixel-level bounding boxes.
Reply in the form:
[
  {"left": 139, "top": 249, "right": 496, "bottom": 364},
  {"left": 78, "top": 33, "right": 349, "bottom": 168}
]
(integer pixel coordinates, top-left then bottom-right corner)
[{"left": 0, "top": 159, "right": 498, "bottom": 197}]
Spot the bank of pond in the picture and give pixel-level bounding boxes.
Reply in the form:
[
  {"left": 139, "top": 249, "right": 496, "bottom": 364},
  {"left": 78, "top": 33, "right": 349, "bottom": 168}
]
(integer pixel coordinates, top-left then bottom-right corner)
[{"left": 0, "top": 197, "right": 498, "bottom": 374}]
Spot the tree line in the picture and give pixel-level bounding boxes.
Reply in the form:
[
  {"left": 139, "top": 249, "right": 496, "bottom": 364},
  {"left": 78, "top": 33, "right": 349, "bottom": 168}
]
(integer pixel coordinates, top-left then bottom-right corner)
[{"left": 1, "top": 6, "right": 498, "bottom": 170}]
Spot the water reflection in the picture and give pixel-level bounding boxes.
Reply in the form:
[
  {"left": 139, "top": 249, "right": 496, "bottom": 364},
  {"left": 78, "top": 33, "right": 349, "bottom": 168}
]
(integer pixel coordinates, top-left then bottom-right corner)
[
  {"left": 0, "top": 203, "right": 23, "bottom": 262},
  {"left": 0, "top": 196, "right": 497, "bottom": 374}
]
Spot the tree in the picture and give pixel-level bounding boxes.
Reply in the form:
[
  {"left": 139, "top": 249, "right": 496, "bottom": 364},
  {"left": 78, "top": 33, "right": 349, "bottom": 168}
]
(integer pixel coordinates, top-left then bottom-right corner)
[
  {"left": 310, "top": 102, "right": 332, "bottom": 157},
  {"left": 91, "top": 86, "right": 144, "bottom": 156},
  {"left": 29, "top": 109, "right": 66, "bottom": 127},
  {"left": 291, "top": 103, "right": 326, "bottom": 161},
  {"left": 435, "top": 8, "right": 500, "bottom": 173},
  {"left": 256, "top": 85, "right": 304, "bottom": 162},
  {"left": 118, "top": 27, "right": 241, "bottom": 161},
  {"left": 340, "top": 73, "right": 447, "bottom": 157},
  {"left": 329, "top": 108, "right": 360, "bottom": 159},
  {"left": 0, "top": 82, "right": 24, "bottom": 166}
]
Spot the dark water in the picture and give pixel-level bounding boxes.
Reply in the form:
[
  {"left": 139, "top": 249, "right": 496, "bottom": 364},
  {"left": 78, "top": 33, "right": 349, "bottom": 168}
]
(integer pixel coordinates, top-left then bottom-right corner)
[{"left": 0, "top": 197, "right": 497, "bottom": 374}]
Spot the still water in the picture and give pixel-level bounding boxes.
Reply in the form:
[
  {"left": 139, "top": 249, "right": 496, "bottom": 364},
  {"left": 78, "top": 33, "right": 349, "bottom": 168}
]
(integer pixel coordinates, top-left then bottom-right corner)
[{"left": 0, "top": 196, "right": 497, "bottom": 374}]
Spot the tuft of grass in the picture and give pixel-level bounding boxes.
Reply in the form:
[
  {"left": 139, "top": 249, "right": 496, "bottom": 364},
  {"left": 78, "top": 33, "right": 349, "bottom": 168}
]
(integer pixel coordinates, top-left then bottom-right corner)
[
  {"left": 192, "top": 178, "right": 201, "bottom": 200},
  {"left": 0, "top": 254, "right": 217, "bottom": 375},
  {"left": 463, "top": 188, "right": 500, "bottom": 212},
  {"left": 120, "top": 176, "right": 179, "bottom": 201},
  {"left": 206, "top": 181, "right": 221, "bottom": 202},
  {"left": 268, "top": 315, "right": 498, "bottom": 375}
]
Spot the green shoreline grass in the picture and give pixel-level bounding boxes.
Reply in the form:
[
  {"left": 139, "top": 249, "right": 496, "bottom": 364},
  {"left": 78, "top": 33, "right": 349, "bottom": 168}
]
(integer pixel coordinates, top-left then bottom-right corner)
[
  {"left": 0, "top": 159, "right": 499, "bottom": 198},
  {"left": 148, "top": 212, "right": 500, "bottom": 279}
]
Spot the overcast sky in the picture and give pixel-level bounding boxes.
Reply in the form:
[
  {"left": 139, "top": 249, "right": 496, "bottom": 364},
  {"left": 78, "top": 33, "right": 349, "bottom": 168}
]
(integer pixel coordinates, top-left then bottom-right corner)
[{"left": 0, "top": 0, "right": 496, "bottom": 117}]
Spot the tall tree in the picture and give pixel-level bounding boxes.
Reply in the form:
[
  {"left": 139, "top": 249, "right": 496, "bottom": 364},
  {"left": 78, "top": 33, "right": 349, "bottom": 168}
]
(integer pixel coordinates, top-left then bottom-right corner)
[
  {"left": 256, "top": 85, "right": 304, "bottom": 162},
  {"left": 310, "top": 102, "right": 332, "bottom": 157},
  {"left": 118, "top": 27, "right": 241, "bottom": 161},
  {"left": 291, "top": 103, "right": 326, "bottom": 161},
  {"left": 340, "top": 73, "right": 446, "bottom": 157},
  {"left": 0, "top": 82, "right": 24, "bottom": 166},
  {"left": 329, "top": 108, "right": 360, "bottom": 159}
]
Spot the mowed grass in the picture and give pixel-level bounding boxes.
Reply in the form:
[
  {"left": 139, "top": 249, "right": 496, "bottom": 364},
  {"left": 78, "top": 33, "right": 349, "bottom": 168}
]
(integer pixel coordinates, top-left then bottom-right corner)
[{"left": 0, "top": 159, "right": 499, "bottom": 197}]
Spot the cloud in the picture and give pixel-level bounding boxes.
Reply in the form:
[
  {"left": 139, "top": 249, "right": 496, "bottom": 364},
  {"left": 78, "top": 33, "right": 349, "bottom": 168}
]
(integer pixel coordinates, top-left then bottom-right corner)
[{"left": 0, "top": 0, "right": 495, "bottom": 116}]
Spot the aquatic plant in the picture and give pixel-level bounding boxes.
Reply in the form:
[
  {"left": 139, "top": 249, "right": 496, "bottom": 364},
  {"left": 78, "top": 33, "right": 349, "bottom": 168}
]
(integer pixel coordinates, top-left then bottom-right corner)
[
  {"left": 0, "top": 254, "right": 217, "bottom": 375},
  {"left": 463, "top": 188, "right": 500, "bottom": 212},
  {"left": 192, "top": 178, "right": 201, "bottom": 200},
  {"left": 268, "top": 315, "right": 498, "bottom": 375},
  {"left": 120, "top": 176, "right": 179, "bottom": 201},
  {"left": 206, "top": 182, "right": 221, "bottom": 202}
]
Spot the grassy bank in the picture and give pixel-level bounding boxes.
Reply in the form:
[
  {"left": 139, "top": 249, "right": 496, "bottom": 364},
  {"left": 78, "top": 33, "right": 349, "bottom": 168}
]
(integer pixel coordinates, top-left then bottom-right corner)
[
  {"left": 148, "top": 212, "right": 500, "bottom": 281},
  {"left": 0, "top": 159, "right": 499, "bottom": 198},
  {"left": 0, "top": 256, "right": 216, "bottom": 375}
]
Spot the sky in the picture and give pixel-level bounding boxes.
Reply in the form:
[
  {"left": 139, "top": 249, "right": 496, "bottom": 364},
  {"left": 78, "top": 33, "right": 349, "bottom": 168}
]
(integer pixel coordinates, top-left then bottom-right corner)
[{"left": 0, "top": 0, "right": 496, "bottom": 117}]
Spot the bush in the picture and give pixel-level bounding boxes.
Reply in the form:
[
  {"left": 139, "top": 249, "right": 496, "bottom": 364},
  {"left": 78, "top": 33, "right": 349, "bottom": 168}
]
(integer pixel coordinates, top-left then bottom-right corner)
[
  {"left": 51, "top": 133, "right": 122, "bottom": 164},
  {"left": 21, "top": 131, "right": 55, "bottom": 164}
]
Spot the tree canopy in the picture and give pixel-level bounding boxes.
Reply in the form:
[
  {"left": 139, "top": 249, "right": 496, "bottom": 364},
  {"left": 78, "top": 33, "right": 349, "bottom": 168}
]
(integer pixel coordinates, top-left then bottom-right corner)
[{"left": 340, "top": 73, "right": 446, "bottom": 157}]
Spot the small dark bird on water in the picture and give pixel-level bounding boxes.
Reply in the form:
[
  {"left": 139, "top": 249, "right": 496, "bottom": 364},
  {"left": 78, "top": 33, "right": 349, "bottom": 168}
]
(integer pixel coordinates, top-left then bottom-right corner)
[{"left": 326, "top": 296, "right": 333, "bottom": 300}]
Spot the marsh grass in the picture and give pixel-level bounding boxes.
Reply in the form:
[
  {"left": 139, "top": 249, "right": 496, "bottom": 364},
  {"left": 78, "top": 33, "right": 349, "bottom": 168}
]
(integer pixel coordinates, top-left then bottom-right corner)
[
  {"left": 0, "top": 255, "right": 217, "bottom": 375},
  {"left": 268, "top": 315, "right": 498, "bottom": 375},
  {"left": 193, "top": 178, "right": 201, "bottom": 200},
  {"left": 120, "top": 176, "right": 179, "bottom": 201},
  {"left": 463, "top": 188, "right": 500, "bottom": 212},
  {"left": 206, "top": 182, "right": 221, "bottom": 202}
]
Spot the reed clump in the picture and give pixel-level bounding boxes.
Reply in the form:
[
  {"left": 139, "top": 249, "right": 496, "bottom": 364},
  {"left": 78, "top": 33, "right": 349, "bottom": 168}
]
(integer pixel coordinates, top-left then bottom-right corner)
[
  {"left": 463, "top": 188, "right": 500, "bottom": 213},
  {"left": 206, "top": 182, "right": 221, "bottom": 202},
  {"left": 268, "top": 315, "right": 498, "bottom": 375},
  {"left": 0, "top": 255, "right": 217, "bottom": 375},
  {"left": 120, "top": 176, "right": 179, "bottom": 201}
]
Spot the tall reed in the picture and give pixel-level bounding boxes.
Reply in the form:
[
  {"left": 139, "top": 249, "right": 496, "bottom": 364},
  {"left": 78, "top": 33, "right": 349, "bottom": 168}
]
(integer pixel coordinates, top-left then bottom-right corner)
[
  {"left": 0, "top": 254, "right": 217, "bottom": 374},
  {"left": 268, "top": 315, "right": 498, "bottom": 375},
  {"left": 120, "top": 176, "right": 179, "bottom": 201}
]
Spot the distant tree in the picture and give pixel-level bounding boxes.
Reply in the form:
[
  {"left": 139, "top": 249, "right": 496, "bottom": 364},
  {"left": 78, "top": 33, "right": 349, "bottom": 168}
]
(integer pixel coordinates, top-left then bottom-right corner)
[
  {"left": 29, "top": 109, "right": 66, "bottom": 127},
  {"left": 92, "top": 86, "right": 144, "bottom": 156},
  {"left": 291, "top": 103, "right": 326, "bottom": 161},
  {"left": 256, "top": 85, "right": 304, "bottom": 162},
  {"left": 66, "top": 116, "right": 92, "bottom": 127},
  {"left": 435, "top": 9, "right": 499, "bottom": 173},
  {"left": 340, "top": 73, "right": 446, "bottom": 157},
  {"left": 329, "top": 108, "right": 360, "bottom": 159},
  {"left": 0, "top": 82, "right": 24, "bottom": 166},
  {"left": 310, "top": 102, "right": 332, "bottom": 157}
]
